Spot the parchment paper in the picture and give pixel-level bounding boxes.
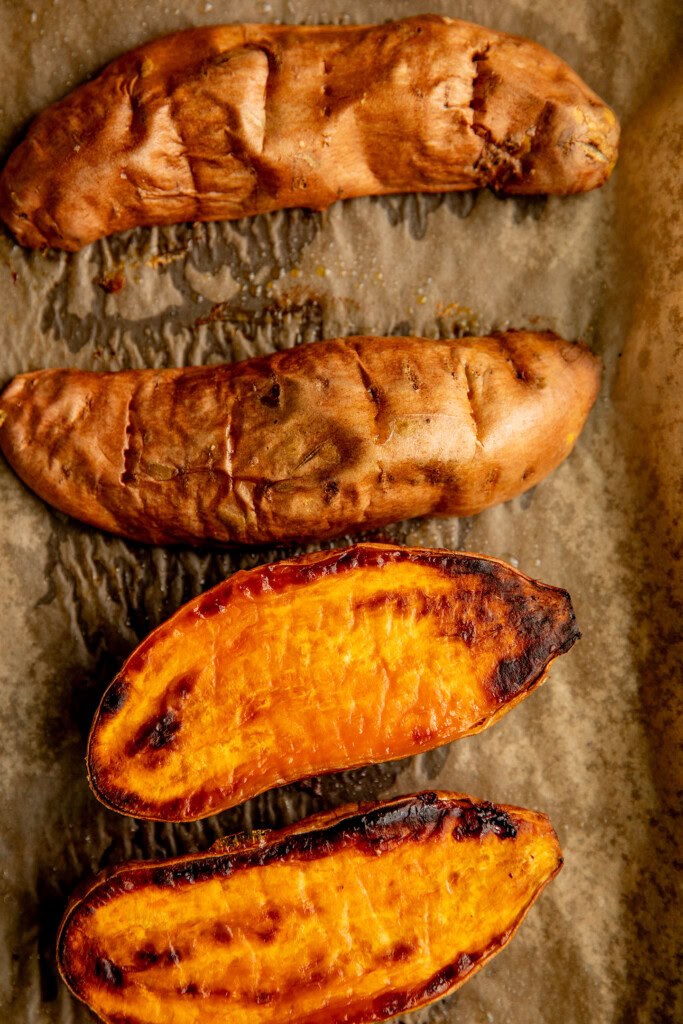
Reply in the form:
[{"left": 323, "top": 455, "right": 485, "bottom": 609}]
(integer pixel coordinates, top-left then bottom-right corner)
[{"left": 0, "top": 1, "right": 680, "bottom": 1022}]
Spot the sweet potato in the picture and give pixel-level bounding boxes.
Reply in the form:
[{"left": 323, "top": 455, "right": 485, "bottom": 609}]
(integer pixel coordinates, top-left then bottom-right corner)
[
  {"left": 57, "top": 791, "right": 563, "bottom": 1024},
  {"left": 87, "top": 543, "right": 579, "bottom": 821},
  {"left": 0, "top": 331, "right": 601, "bottom": 546},
  {"left": 0, "top": 14, "right": 619, "bottom": 250}
]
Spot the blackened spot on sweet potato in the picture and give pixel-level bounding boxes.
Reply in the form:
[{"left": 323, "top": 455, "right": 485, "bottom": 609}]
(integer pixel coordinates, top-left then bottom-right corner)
[
  {"left": 146, "top": 710, "right": 180, "bottom": 750},
  {"left": 178, "top": 982, "right": 232, "bottom": 997},
  {"left": 257, "top": 927, "right": 279, "bottom": 943},
  {"left": 100, "top": 678, "right": 128, "bottom": 717},
  {"left": 167, "top": 671, "right": 199, "bottom": 703},
  {"left": 323, "top": 479, "right": 339, "bottom": 504},
  {"left": 178, "top": 978, "right": 232, "bottom": 997},
  {"left": 132, "top": 947, "right": 160, "bottom": 969},
  {"left": 197, "top": 589, "right": 227, "bottom": 618},
  {"left": 118, "top": 667, "right": 196, "bottom": 765},
  {"left": 125, "top": 709, "right": 180, "bottom": 757},
  {"left": 259, "top": 378, "right": 281, "bottom": 408},
  {"left": 486, "top": 594, "right": 580, "bottom": 703},
  {"left": 253, "top": 991, "right": 274, "bottom": 1005},
  {"left": 451, "top": 802, "right": 517, "bottom": 841},
  {"left": 522, "top": 466, "right": 536, "bottom": 481},
  {"left": 490, "top": 656, "right": 528, "bottom": 700},
  {"left": 374, "top": 991, "right": 410, "bottom": 1018},
  {"left": 213, "top": 922, "right": 233, "bottom": 943},
  {"left": 95, "top": 956, "right": 123, "bottom": 989},
  {"left": 152, "top": 867, "right": 175, "bottom": 888},
  {"left": 385, "top": 941, "right": 416, "bottom": 962},
  {"left": 436, "top": 553, "right": 498, "bottom": 580},
  {"left": 454, "top": 618, "right": 477, "bottom": 645},
  {"left": 422, "top": 962, "right": 458, "bottom": 1000}
]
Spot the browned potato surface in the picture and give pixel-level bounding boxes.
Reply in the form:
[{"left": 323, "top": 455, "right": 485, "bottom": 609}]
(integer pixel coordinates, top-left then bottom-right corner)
[
  {"left": 0, "top": 15, "right": 619, "bottom": 250},
  {"left": 88, "top": 543, "right": 579, "bottom": 821},
  {"left": 0, "top": 331, "right": 601, "bottom": 546},
  {"left": 58, "top": 791, "right": 563, "bottom": 1024},
  {"left": 0, "top": 332, "right": 601, "bottom": 546}
]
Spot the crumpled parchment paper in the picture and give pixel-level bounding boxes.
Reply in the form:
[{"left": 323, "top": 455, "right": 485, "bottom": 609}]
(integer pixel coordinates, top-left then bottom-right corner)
[{"left": 0, "top": 2, "right": 680, "bottom": 1022}]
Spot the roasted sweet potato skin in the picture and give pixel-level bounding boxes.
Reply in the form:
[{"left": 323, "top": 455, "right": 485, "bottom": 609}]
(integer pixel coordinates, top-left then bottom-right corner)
[
  {"left": 87, "top": 543, "right": 579, "bottom": 821},
  {"left": 57, "top": 791, "right": 563, "bottom": 1024},
  {"left": 0, "top": 332, "right": 601, "bottom": 546},
  {"left": 0, "top": 15, "right": 619, "bottom": 250}
]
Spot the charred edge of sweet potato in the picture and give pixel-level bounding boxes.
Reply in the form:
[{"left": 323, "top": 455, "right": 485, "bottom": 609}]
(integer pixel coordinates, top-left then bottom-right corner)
[
  {"left": 57, "top": 792, "right": 561, "bottom": 1013},
  {"left": 56, "top": 790, "right": 565, "bottom": 1024},
  {"left": 86, "top": 545, "right": 580, "bottom": 820},
  {"left": 94, "top": 543, "right": 577, "bottom": 709}
]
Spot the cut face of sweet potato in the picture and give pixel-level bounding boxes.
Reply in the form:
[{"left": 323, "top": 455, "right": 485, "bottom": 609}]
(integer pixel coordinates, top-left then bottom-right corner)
[
  {"left": 58, "top": 792, "right": 562, "bottom": 1024},
  {"left": 88, "top": 544, "right": 579, "bottom": 821},
  {"left": 0, "top": 332, "right": 602, "bottom": 546}
]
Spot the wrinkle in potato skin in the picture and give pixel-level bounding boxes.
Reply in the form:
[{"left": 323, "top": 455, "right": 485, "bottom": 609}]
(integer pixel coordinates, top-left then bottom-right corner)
[
  {"left": 87, "top": 544, "right": 580, "bottom": 821},
  {"left": 0, "top": 16, "right": 618, "bottom": 250},
  {"left": 57, "top": 792, "right": 563, "bottom": 1024},
  {"left": 0, "top": 332, "right": 602, "bottom": 546}
]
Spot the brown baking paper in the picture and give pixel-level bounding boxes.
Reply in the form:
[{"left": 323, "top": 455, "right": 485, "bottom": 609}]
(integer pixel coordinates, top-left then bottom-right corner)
[{"left": 0, "top": 1, "right": 680, "bottom": 1021}]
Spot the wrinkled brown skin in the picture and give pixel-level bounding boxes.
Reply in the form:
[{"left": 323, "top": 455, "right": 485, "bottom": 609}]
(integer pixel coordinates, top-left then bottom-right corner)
[
  {"left": 0, "top": 15, "right": 619, "bottom": 250},
  {"left": 57, "top": 791, "right": 563, "bottom": 1024},
  {"left": 0, "top": 332, "right": 602, "bottom": 546},
  {"left": 87, "top": 543, "right": 580, "bottom": 821}
]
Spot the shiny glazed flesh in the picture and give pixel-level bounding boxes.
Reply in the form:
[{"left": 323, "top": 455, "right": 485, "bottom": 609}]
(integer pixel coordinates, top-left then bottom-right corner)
[
  {"left": 88, "top": 544, "right": 580, "bottom": 820},
  {"left": 58, "top": 792, "right": 563, "bottom": 1024}
]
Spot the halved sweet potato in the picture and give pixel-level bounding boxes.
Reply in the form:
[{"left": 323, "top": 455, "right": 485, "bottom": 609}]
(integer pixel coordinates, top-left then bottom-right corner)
[
  {"left": 88, "top": 544, "right": 579, "bottom": 821},
  {"left": 0, "top": 14, "right": 619, "bottom": 251},
  {"left": 58, "top": 791, "right": 562, "bottom": 1024},
  {"left": 0, "top": 332, "right": 602, "bottom": 546}
]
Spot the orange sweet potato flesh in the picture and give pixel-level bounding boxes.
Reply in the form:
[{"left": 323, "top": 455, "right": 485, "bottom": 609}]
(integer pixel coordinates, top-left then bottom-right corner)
[
  {"left": 0, "top": 14, "right": 619, "bottom": 250},
  {"left": 57, "top": 791, "right": 563, "bottom": 1024},
  {"left": 0, "top": 332, "right": 601, "bottom": 546},
  {"left": 87, "top": 544, "right": 579, "bottom": 821}
]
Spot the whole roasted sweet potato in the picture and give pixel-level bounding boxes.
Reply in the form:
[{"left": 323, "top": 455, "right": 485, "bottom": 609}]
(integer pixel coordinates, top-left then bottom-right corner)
[
  {"left": 0, "top": 14, "right": 619, "bottom": 250},
  {"left": 0, "top": 332, "right": 601, "bottom": 546},
  {"left": 58, "top": 791, "right": 563, "bottom": 1024},
  {"left": 87, "top": 543, "right": 579, "bottom": 821}
]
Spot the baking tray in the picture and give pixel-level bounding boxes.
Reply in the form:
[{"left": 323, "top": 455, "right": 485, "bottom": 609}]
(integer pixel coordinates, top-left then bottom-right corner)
[{"left": 0, "top": 1, "right": 680, "bottom": 1021}]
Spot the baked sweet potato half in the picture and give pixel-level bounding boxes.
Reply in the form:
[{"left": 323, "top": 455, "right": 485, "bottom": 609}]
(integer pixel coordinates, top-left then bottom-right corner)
[
  {"left": 58, "top": 791, "right": 562, "bottom": 1024},
  {"left": 0, "top": 14, "right": 619, "bottom": 250},
  {"left": 87, "top": 543, "right": 579, "bottom": 821},
  {"left": 0, "top": 332, "right": 601, "bottom": 546}
]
